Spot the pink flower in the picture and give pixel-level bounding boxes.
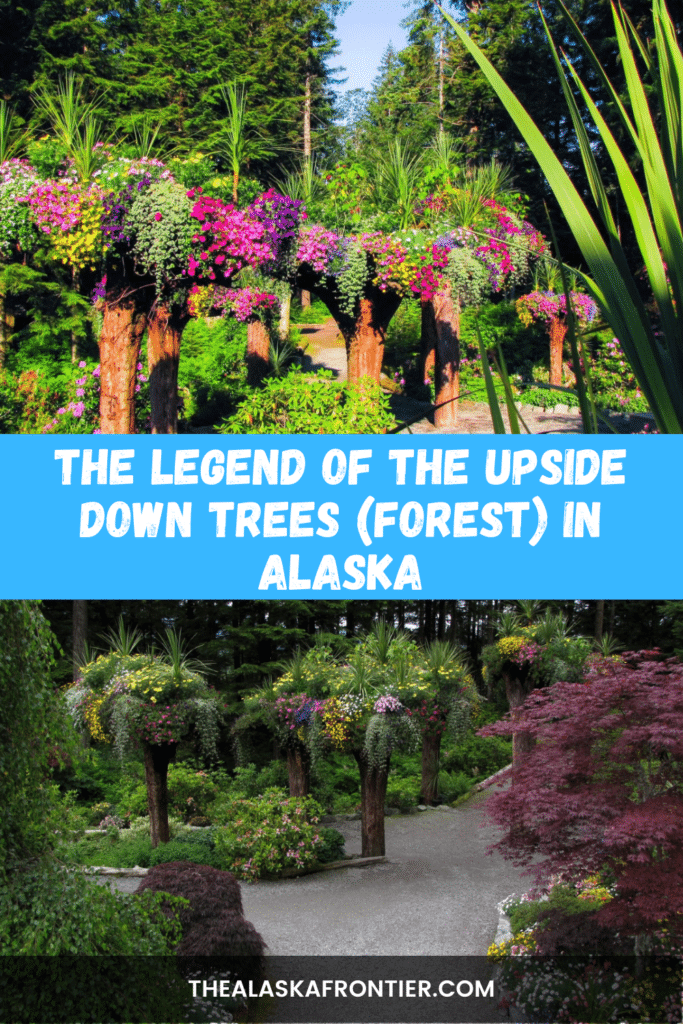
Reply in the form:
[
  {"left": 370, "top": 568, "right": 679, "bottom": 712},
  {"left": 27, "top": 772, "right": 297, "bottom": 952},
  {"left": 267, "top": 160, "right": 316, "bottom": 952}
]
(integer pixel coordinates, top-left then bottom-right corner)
[
  {"left": 154, "top": 212, "right": 162, "bottom": 222},
  {"left": 78, "top": 361, "right": 86, "bottom": 368}
]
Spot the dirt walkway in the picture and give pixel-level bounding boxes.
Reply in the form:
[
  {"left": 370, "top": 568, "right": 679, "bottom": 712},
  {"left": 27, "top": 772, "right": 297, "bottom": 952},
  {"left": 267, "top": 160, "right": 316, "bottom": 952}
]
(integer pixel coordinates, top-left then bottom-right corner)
[{"left": 295, "top": 320, "right": 647, "bottom": 435}]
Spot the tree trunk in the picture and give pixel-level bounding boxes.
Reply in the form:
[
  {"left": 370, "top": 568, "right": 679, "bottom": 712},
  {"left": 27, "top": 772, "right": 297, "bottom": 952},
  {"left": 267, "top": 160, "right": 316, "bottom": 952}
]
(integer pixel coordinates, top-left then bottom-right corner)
[
  {"left": 422, "top": 286, "right": 460, "bottom": 429},
  {"left": 354, "top": 749, "right": 390, "bottom": 857},
  {"left": 99, "top": 285, "right": 149, "bottom": 433},
  {"left": 303, "top": 72, "right": 312, "bottom": 165},
  {"left": 71, "top": 269, "right": 81, "bottom": 364},
  {"left": 286, "top": 746, "right": 310, "bottom": 798},
  {"left": 420, "top": 298, "right": 436, "bottom": 388},
  {"left": 72, "top": 600, "right": 88, "bottom": 682},
  {"left": 143, "top": 743, "right": 175, "bottom": 848},
  {"left": 0, "top": 295, "right": 15, "bottom": 369},
  {"left": 594, "top": 600, "right": 605, "bottom": 644},
  {"left": 147, "top": 302, "right": 189, "bottom": 434},
  {"left": 345, "top": 298, "right": 385, "bottom": 383},
  {"left": 300, "top": 289, "right": 311, "bottom": 309},
  {"left": 246, "top": 318, "right": 270, "bottom": 386},
  {"left": 295, "top": 272, "right": 401, "bottom": 385},
  {"left": 420, "top": 731, "right": 442, "bottom": 805},
  {"left": 504, "top": 673, "right": 535, "bottom": 765},
  {"left": 549, "top": 317, "right": 567, "bottom": 387}
]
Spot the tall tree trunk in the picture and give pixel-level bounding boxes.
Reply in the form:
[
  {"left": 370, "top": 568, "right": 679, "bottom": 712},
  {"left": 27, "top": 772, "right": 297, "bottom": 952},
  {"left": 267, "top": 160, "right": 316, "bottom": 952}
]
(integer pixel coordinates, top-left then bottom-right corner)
[
  {"left": 420, "top": 297, "right": 436, "bottom": 388},
  {"left": 71, "top": 269, "right": 80, "bottom": 364},
  {"left": 0, "top": 295, "right": 12, "bottom": 369},
  {"left": 246, "top": 318, "right": 270, "bottom": 386},
  {"left": 422, "top": 285, "right": 460, "bottom": 429},
  {"left": 354, "top": 749, "right": 390, "bottom": 857},
  {"left": 147, "top": 302, "right": 189, "bottom": 434},
  {"left": 420, "top": 731, "right": 442, "bottom": 805},
  {"left": 549, "top": 317, "right": 567, "bottom": 387},
  {"left": 295, "top": 273, "right": 401, "bottom": 385},
  {"left": 594, "top": 600, "right": 605, "bottom": 644},
  {"left": 99, "top": 284, "right": 149, "bottom": 433},
  {"left": 286, "top": 746, "right": 310, "bottom": 798},
  {"left": 72, "top": 600, "right": 88, "bottom": 681},
  {"left": 345, "top": 298, "right": 385, "bottom": 383},
  {"left": 504, "top": 673, "right": 535, "bottom": 765},
  {"left": 300, "top": 70, "right": 312, "bottom": 312},
  {"left": 303, "top": 73, "right": 312, "bottom": 166},
  {"left": 143, "top": 743, "right": 175, "bottom": 848}
]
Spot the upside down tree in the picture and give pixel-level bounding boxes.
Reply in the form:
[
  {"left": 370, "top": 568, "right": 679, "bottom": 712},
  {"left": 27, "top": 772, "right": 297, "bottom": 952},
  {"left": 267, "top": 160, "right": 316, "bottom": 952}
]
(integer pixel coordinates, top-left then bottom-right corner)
[
  {"left": 481, "top": 609, "right": 590, "bottom": 763},
  {"left": 66, "top": 633, "right": 227, "bottom": 847}
]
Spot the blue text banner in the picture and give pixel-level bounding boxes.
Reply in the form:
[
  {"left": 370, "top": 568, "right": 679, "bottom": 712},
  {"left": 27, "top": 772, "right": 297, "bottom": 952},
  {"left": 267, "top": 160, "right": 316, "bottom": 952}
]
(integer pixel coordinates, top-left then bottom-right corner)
[{"left": 0, "top": 435, "right": 679, "bottom": 598}]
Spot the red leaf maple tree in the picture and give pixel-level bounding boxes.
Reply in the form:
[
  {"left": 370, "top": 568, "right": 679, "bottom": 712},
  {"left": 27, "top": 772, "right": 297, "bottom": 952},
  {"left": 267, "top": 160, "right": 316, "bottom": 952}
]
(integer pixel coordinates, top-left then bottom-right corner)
[{"left": 480, "top": 650, "right": 683, "bottom": 938}]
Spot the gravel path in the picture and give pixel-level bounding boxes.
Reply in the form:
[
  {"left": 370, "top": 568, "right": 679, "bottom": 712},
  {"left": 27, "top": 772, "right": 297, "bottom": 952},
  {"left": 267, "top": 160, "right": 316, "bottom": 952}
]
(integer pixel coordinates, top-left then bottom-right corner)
[
  {"left": 239, "top": 792, "right": 527, "bottom": 957},
  {"left": 98, "top": 790, "right": 529, "bottom": 957}
]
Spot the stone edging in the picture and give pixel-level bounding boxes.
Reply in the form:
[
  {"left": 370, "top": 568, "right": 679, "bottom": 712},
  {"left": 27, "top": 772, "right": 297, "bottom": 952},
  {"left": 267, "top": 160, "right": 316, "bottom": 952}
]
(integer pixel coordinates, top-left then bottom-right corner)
[{"left": 80, "top": 855, "right": 388, "bottom": 880}]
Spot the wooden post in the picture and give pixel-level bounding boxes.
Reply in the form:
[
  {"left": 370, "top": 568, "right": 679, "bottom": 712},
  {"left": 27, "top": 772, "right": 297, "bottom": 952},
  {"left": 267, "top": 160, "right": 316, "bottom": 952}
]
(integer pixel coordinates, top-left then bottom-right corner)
[
  {"left": 354, "top": 749, "right": 390, "bottom": 857},
  {"left": 147, "top": 302, "right": 189, "bottom": 434},
  {"left": 422, "top": 284, "right": 460, "bottom": 429},
  {"left": 246, "top": 319, "right": 270, "bottom": 386},
  {"left": 99, "top": 288, "right": 148, "bottom": 433},
  {"left": 143, "top": 743, "right": 175, "bottom": 847},
  {"left": 549, "top": 316, "right": 567, "bottom": 387}
]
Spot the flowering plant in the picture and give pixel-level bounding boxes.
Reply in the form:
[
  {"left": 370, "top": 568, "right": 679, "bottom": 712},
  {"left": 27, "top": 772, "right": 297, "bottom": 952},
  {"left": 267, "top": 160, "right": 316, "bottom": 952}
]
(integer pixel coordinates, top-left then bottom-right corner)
[
  {"left": 516, "top": 290, "right": 598, "bottom": 328},
  {"left": 212, "top": 286, "right": 278, "bottom": 323},
  {"left": 24, "top": 180, "right": 107, "bottom": 272},
  {"left": 186, "top": 192, "right": 276, "bottom": 282},
  {"left": 212, "top": 789, "right": 324, "bottom": 882},
  {"left": 69, "top": 651, "right": 227, "bottom": 759},
  {"left": 0, "top": 161, "right": 39, "bottom": 259}
]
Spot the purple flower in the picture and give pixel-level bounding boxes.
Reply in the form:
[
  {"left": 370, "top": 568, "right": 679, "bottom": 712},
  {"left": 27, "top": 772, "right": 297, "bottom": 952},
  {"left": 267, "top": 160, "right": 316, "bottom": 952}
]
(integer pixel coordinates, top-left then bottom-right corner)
[
  {"left": 92, "top": 367, "right": 101, "bottom": 377},
  {"left": 76, "top": 388, "right": 85, "bottom": 397},
  {"left": 78, "top": 361, "right": 86, "bottom": 368},
  {"left": 76, "top": 377, "right": 86, "bottom": 385}
]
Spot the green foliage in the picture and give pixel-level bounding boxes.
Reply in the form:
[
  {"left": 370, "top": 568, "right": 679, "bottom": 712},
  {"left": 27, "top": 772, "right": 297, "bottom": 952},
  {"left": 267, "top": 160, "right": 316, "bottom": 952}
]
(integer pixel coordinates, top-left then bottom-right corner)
[
  {"left": 446, "top": 246, "right": 492, "bottom": 306},
  {"left": 290, "top": 294, "right": 331, "bottom": 324},
  {"left": 315, "top": 826, "right": 346, "bottom": 863},
  {"left": 386, "top": 776, "right": 420, "bottom": 810},
  {"left": 116, "top": 762, "right": 224, "bottom": 821},
  {"left": 62, "top": 826, "right": 223, "bottom": 870},
  {"left": 212, "top": 788, "right": 325, "bottom": 880},
  {"left": 229, "top": 760, "right": 289, "bottom": 798},
  {"left": 220, "top": 368, "right": 395, "bottom": 434},
  {"left": 0, "top": 601, "right": 72, "bottom": 868},
  {"left": 129, "top": 180, "right": 195, "bottom": 296},
  {"left": 177, "top": 315, "right": 248, "bottom": 427},
  {"left": 336, "top": 239, "right": 368, "bottom": 316},
  {"left": 445, "top": 0, "right": 683, "bottom": 433},
  {"left": 0, "top": 861, "right": 183, "bottom": 953},
  {"left": 443, "top": 732, "right": 512, "bottom": 779}
]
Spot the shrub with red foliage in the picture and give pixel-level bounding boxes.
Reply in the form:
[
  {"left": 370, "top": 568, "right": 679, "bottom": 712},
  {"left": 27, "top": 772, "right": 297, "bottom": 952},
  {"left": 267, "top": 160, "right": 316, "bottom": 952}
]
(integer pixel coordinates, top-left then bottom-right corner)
[
  {"left": 480, "top": 650, "right": 683, "bottom": 939},
  {"left": 137, "top": 861, "right": 266, "bottom": 958}
]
